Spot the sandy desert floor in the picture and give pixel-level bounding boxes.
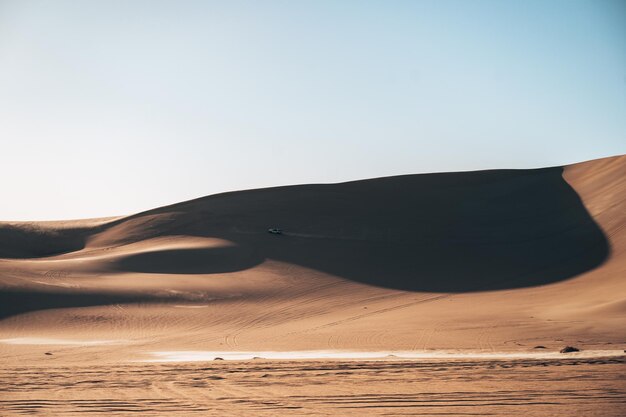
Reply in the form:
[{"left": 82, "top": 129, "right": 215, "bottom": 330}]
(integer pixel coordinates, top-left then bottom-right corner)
[
  {"left": 2, "top": 356, "right": 625, "bottom": 416},
  {"left": 0, "top": 155, "right": 625, "bottom": 415}
]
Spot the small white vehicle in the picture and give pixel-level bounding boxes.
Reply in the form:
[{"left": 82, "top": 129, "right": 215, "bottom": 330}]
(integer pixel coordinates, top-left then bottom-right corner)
[{"left": 267, "top": 228, "right": 283, "bottom": 235}]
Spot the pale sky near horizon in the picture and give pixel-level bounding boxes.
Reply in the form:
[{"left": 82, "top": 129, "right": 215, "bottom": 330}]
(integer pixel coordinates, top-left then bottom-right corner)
[{"left": 0, "top": 0, "right": 624, "bottom": 221}]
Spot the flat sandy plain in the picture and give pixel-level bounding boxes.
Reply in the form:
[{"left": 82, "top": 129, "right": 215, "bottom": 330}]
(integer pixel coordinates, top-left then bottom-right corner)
[{"left": 1, "top": 155, "right": 625, "bottom": 416}]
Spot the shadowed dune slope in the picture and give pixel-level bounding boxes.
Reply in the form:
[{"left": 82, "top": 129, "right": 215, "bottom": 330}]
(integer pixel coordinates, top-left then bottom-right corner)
[
  {"left": 1, "top": 161, "right": 615, "bottom": 284},
  {"left": 0, "top": 221, "right": 102, "bottom": 259},
  {"left": 87, "top": 165, "right": 608, "bottom": 292}
]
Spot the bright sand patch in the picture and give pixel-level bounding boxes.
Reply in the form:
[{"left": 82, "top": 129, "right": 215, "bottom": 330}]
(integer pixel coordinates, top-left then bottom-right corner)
[
  {"left": 0, "top": 337, "right": 124, "bottom": 346},
  {"left": 140, "top": 349, "right": 626, "bottom": 362}
]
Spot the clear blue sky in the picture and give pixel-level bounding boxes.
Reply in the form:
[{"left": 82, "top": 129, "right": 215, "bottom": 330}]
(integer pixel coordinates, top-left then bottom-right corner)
[{"left": 0, "top": 0, "right": 624, "bottom": 220}]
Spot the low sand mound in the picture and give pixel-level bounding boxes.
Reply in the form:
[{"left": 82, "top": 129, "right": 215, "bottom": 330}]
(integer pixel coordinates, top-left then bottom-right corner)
[
  {"left": 0, "top": 219, "right": 110, "bottom": 259},
  {"left": 0, "top": 155, "right": 624, "bottom": 362}
]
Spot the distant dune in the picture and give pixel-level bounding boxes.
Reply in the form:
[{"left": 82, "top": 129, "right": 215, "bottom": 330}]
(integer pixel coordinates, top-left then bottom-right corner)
[{"left": 0, "top": 155, "right": 624, "bottom": 360}]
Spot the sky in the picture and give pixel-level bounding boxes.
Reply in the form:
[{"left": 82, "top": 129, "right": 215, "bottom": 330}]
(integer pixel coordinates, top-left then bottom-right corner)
[{"left": 0, "top": 0, "right": 624, "bottom": 220}]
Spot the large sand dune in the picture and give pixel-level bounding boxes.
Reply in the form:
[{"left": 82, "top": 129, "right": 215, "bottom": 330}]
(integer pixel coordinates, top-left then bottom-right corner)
[
  {"left": 1, "top": 155, "right": 624, "bottom": 353},
  {"left": 0, "top": 155, "right": 624, "bottom": 416}
]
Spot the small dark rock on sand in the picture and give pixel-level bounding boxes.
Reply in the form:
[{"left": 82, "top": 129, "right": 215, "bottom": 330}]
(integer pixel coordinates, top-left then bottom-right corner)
[
  {"left": 533, "top": 346, "right": 547, "bottom": 349},
  {"left": 560, "top": 346, "right": 580, "bottom": 353},
  {"left": 45, "top": 352, "right": 53, "bottom": 356},
  {"left": 214, "top": 357, "right": 224, "bottom": 360}
]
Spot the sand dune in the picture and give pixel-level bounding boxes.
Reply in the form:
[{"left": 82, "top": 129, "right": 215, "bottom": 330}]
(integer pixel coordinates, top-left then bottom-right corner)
[
  {"left": 1, "top": 155, "right": 624, "bottom": 349},
  {"left": 0, "top": 155, "right": 624, "bottom": 416}
]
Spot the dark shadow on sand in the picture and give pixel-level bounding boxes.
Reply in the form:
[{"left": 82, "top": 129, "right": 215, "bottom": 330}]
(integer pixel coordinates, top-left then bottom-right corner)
[
  {"left": 0, "top": 226, "right": 91, "bottom": 259},
  {"left": 150, "top": 166, "right": 609, "bottom": 292},
  {"left": 0, "top": 290, "right": 162, "bottom": 320}
]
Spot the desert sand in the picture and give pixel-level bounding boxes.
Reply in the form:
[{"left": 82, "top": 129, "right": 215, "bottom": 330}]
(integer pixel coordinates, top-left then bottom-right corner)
[{"left": 0, "top": 155, "right": 624, "bottom": 416}]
